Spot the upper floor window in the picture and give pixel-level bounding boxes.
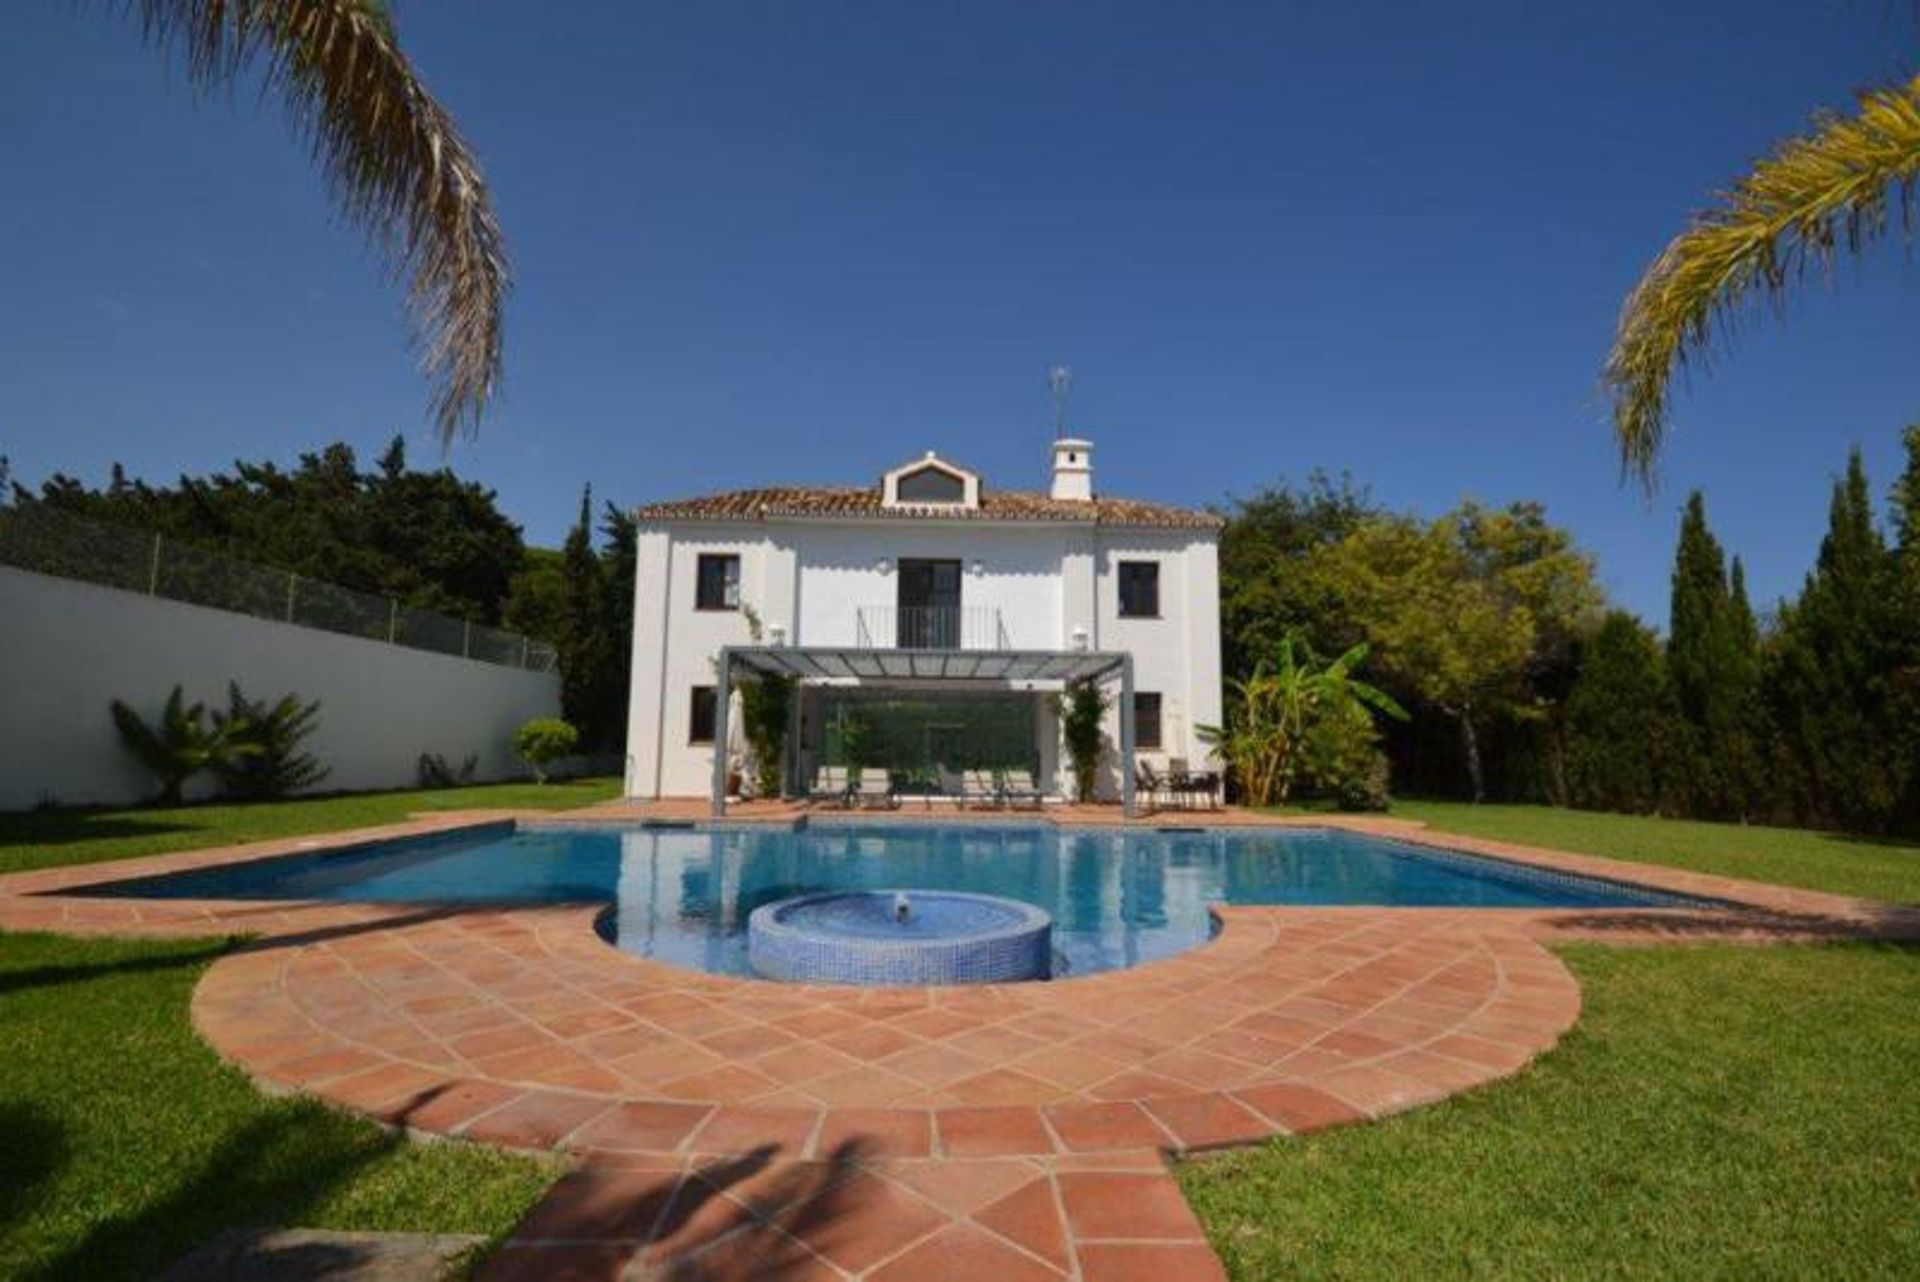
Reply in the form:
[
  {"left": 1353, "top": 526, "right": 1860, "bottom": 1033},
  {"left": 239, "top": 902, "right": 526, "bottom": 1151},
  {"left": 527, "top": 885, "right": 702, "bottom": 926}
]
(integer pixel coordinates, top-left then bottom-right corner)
[
  {"left": 1118, "top": 561, "right": 1160, "bottom": 618},
  {"left": 695, "top": 553, "right": 740, "bottom": 611}
]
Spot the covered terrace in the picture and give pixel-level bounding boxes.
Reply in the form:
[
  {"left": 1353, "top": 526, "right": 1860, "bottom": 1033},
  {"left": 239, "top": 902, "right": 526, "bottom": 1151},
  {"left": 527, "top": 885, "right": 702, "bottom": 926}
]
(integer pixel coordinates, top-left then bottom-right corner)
[{"left": 710, "top": 644, "right": 1138, "bottom": 817}]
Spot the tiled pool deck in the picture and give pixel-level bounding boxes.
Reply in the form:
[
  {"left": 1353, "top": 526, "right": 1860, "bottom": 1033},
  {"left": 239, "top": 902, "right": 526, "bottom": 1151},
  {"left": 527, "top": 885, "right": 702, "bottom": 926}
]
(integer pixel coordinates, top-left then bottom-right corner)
[{"left": 4, "top": 803, "right": 1915, "bottom": 1280}]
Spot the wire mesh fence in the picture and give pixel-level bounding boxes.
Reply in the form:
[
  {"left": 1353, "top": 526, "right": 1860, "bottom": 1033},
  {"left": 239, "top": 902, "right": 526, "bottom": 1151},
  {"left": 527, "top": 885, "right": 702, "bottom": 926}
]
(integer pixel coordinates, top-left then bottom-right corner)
[{"left": 0, "top": 502, "right": 559, "bottom": 673}]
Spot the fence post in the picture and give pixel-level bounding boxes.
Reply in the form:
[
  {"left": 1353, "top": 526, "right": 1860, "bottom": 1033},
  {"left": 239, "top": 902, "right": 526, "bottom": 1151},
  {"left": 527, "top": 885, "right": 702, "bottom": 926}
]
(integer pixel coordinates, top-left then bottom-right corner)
[
  {"left": 462, "top": 619, "right": 472, "bottom": 658},
  {"left": 388, "top": 598, "right": 399, "bottom": 644},
  {"left": 147, "top": 533, "right": 162, "bottom": 596},
  {"left": 285, "top": 572, "right": 297, "bottom": 623},
  {"left": 521, "top": 635, "right": 530, "bottom": 668}
]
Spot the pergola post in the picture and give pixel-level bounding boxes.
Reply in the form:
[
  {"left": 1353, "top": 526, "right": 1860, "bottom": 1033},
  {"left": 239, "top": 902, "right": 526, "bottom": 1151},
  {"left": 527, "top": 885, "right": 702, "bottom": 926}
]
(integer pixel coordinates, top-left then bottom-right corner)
[
  {"left": 783, "top": 680, "right": 804, "bottom": 798},
  {"left": 711, "top": 647, "right": 733, "bottom": 818},
  {"left": 1118, "top": 654, "right": 1137, "bottom": 819}
]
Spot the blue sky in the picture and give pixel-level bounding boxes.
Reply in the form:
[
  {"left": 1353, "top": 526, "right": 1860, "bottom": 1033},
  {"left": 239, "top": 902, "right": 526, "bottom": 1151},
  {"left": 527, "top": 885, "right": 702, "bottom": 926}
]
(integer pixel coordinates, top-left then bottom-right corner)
[{"left": 4, "top": 1, "right": 1918, "bottom": 623}]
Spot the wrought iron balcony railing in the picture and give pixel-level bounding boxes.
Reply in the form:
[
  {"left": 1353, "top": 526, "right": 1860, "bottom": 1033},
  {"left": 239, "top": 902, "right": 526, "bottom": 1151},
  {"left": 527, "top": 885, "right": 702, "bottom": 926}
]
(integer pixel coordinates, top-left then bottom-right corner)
[{"left": 854, "top": 605, "right": 1010, "bottom": 650}]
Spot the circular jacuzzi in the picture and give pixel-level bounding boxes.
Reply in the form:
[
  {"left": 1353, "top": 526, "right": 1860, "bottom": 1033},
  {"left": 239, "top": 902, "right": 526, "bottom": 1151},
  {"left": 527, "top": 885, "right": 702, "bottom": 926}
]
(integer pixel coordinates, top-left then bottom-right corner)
[{"left": 747, "top": 889, "right": 1053, "bottom": 985}]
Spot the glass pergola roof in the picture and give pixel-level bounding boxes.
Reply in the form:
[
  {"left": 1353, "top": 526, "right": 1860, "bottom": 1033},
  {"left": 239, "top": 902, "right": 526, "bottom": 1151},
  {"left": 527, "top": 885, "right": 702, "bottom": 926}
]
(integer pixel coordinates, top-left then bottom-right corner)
[{"left": 724, "top": 646, "right": 1129, "bottom": 684}]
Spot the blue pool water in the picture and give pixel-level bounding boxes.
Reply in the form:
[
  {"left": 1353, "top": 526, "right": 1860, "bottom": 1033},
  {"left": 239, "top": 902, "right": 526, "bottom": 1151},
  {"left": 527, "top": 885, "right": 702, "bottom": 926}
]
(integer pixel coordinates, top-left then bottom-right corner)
[{"left": 82, "top": 822, "right": 1705, "bottom": 978}]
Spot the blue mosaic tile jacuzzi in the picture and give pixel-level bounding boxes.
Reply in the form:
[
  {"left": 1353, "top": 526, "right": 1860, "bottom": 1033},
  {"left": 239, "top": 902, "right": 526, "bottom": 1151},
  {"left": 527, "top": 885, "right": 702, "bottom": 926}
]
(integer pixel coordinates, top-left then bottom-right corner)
[{"left": 748, "top": 889, "right": 1054, "bottom": 985}]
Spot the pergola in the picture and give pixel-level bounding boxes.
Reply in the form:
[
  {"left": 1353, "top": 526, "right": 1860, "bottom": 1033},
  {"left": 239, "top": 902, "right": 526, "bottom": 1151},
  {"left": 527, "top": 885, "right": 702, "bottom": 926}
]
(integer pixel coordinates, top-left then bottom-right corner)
[{"left": 710, "top": 645, "right": 1138, "bottom": 818}]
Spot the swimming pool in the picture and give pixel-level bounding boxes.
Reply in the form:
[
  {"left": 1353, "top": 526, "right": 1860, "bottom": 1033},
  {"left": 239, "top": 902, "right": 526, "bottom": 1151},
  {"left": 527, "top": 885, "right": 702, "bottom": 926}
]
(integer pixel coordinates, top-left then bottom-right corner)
[{"left": 82, "top": 821, "right": 1708, "bottom": 979}]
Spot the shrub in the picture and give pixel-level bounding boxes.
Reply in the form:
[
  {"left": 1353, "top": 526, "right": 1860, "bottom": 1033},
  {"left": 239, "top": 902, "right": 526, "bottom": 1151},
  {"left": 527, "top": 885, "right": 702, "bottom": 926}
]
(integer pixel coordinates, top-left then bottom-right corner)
[
  {"left": 212, "top": 683, "right": 327, "bottom": 799},
  {"left": 740, "top": 675, "right": 795, "bottom": 797},
  {"left": 1300, "top": 701, "right": 1393, "bottom": 811},
  {"left": 110, "top": 687, "right": 255, "bottom": 806},
  {"left": 513, "top": 718, "right": 578, "bottom": 784},
  {"left": 417, "top": 752, "right": 479, "bottom": 789}
]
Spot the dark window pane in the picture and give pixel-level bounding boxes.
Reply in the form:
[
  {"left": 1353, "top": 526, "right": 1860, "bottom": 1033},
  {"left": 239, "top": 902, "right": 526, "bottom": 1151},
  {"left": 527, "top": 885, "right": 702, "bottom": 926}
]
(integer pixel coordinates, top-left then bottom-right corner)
[
  {"left": 1134, "top": 692, "right": 1163, "bottom": 749},
  {"left": 1118, "top": 561, "right": 1159, "bottom": 617},
  {"left": 895, "top": 466, "right": 966, "bottom": 503},
  {"left": 689, "top": 686, "right": 718, "bottom": 743},
  {"left": 696, "top": 554, "right": 739, "bottom": 610},
  {"left": 896, "top": 558, "right": 963, "bottom": 647}
]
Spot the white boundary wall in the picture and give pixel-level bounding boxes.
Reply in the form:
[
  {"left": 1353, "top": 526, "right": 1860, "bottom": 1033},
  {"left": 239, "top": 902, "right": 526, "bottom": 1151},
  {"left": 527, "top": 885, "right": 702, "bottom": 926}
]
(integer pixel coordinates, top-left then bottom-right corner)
[{"left": 0, "top": 565, "right": 561, "bottom": 810}]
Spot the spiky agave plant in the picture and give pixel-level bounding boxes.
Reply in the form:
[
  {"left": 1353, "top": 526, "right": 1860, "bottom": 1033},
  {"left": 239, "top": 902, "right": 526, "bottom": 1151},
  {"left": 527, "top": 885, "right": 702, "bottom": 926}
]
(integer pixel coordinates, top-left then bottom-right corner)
[
  {"left": 119, "top": 0, "right": 508, "bottom": 442},
  {"left": 1606, "top": 73, "right": 1920, "bottom": 483}
]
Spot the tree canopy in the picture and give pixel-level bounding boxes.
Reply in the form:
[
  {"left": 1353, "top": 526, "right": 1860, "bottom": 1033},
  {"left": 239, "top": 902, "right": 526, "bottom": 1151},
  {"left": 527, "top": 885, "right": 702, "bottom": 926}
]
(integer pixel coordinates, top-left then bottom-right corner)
[{"left": 14, "top": 438, "right": 523, "bottom": 624}]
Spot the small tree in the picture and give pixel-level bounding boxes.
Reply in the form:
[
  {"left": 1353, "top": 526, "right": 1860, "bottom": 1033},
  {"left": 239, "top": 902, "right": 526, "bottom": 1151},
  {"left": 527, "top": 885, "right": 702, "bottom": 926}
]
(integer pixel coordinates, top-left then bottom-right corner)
[
  {"left": 1053, "top": 678, "right": 1111, "bottom": 802},
  {"left": 110, "top": 687, "right": 254, "bottom": 805},
  {"left": 514, "top": 718, "right": 578, "bottom": 784}
]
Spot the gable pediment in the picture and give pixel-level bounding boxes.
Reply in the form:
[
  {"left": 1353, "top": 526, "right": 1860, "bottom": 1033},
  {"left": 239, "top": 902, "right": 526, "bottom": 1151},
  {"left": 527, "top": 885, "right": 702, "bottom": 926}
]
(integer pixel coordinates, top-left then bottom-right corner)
[{"left": 881, "top": 452, "right": 980, "bottom": 509}]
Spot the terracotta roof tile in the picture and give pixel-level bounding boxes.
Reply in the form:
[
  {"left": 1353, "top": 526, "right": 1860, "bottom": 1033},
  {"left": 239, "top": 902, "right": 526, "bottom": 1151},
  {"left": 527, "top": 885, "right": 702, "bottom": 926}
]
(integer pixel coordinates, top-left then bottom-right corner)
[{"left": 636, "top": 485, "right": 1220, "bottom": 530}]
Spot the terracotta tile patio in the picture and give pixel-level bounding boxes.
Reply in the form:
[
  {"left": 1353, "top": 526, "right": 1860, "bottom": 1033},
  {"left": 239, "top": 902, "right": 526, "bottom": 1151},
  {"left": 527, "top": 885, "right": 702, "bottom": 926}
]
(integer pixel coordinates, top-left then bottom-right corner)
[{"left": 5, "top": 803, "right": 1916, "bottom": 1279}]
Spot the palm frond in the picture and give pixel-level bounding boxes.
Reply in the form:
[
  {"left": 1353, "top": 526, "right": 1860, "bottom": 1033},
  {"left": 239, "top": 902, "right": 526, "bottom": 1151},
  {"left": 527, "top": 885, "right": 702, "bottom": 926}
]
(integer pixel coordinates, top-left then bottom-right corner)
[
  {"left": 129, "top": 0, "right": 508, "bottom": 442},
  {"left": 1605, "top": 73, "right": 1920, "bottom": 483}
]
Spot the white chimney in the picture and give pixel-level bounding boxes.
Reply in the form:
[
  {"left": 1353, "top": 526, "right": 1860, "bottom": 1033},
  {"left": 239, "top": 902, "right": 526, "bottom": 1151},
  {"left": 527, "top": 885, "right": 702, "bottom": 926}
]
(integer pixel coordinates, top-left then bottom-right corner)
[{"left": 1050, "top": 437, "right": 1093, "bottom": 502}]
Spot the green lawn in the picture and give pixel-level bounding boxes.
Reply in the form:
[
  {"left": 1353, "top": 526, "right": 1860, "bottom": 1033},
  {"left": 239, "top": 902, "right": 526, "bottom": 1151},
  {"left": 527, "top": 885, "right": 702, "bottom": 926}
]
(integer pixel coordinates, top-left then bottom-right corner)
[
  {"left": 0, "top": 931, "right": 557, "bottom": 1281},
  {"left": 1392, "top": 800, "right": 1920, "bottom": 904},
  {"left": 1180, "top": 942, "right": 1920, "bottom": 1279},
  {"left": 0, "top": 777, "right": 622, "bottom": 876}
]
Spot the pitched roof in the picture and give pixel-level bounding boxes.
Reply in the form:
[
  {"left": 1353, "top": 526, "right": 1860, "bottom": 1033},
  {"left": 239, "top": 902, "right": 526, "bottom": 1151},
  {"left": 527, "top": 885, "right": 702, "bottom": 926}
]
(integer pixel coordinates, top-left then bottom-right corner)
[{"left": 635, "top": 484, "right": 1222, "bottom": 529}]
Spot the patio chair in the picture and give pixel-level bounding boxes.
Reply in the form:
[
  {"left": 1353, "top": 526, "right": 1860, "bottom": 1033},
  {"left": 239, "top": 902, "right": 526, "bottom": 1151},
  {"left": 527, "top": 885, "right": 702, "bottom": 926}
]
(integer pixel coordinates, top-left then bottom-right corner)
[
  {"left": 1168, "top": 757, "right": 1222, "bottom": 810},
  {"left": 998, "top": 768, "right": 1045, "bottom": 810},
  {"left": 850, "top": 770, "right": 898, "bottom": 810},
  {"left": 811, "top": 765, "right": 852, "bottom": 808},
  {"left": 1135, "top": 759, "right": 1171, "bottom": 812}
]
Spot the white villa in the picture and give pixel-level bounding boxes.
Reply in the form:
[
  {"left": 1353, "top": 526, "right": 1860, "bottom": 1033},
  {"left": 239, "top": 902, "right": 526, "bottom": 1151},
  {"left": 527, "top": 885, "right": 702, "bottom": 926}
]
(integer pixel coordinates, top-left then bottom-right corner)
[{"left": 622, "top": 439, "right": 1223, "bottom": 815}]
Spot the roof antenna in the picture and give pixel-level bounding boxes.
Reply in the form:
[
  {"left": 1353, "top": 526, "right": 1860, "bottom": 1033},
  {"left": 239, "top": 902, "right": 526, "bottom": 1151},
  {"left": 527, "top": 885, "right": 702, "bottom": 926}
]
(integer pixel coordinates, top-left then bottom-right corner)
[{"left": 1048, "top": 365, "right": 1072, "bottom": 439}]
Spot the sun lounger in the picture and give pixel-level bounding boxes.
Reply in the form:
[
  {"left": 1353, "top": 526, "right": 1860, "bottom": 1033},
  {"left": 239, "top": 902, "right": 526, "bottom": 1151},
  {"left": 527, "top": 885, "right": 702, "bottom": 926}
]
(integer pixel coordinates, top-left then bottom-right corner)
[
  {"left": 998, "top": 768, "right": 1045, "bottom": 809},
  {"left": 963, "top": 769, "right": 1003, "bottom": 809},
  {"left": 811, "top": 765, "right": 852, "bottom": 807},
  {"left": 935, "top": 765, "right": 995, "bottom": 809},
  {"left": 850, "top": 771, "right": 898, "bottom": 810}
]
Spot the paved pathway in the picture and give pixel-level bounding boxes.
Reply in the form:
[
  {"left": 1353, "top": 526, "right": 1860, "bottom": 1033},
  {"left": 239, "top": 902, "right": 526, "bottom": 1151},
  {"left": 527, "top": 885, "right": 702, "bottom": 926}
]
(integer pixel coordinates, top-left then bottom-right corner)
[{"left": 6, "top": 806, "right": 1913, "bottom": 1279}]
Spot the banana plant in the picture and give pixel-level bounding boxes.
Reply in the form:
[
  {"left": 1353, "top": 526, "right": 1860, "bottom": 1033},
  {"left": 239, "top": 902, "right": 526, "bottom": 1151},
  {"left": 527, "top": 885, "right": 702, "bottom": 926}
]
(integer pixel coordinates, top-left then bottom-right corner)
[{"left": 1199, "top": 636, "right": 1406, "bottom": 806}]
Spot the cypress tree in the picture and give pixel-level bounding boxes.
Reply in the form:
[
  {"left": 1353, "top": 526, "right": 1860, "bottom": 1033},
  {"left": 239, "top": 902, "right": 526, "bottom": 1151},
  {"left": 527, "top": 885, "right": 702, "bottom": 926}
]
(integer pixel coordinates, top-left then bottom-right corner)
[
  {"left": 1666, "top": 492, "right": 1759, "bottom": 818},
  {"left": 599, "top": 503, "right": 638, "bottom": 756},
  {"left": 1564, "top": 611, "right": 1678, "bottom": 813},
  {"left": 1886, "top": 428, "right": 1920, "bottom": 826},
  {"left": 1769, "top": 450, "right": 1898, "bottom": 830},
  {"left": 558, "top": 484, "right": 618, "bottom": 750}
]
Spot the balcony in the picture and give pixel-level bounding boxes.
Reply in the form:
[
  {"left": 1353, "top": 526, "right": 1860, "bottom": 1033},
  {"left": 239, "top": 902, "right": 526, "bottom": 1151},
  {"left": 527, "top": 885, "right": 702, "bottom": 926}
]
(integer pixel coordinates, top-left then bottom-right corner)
[{"left": 855, "top": 605, "right": 1010, "bottom": 650}]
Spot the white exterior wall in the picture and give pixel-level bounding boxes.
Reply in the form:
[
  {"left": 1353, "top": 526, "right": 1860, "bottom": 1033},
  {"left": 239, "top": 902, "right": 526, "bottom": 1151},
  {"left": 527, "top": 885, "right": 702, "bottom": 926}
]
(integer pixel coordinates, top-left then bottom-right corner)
[
  {"left": 0, "top": 566, "right": 561, "bottom": 811},
  {"left": 623, "top": 515, "right": 1223, "bottom": 801}
]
